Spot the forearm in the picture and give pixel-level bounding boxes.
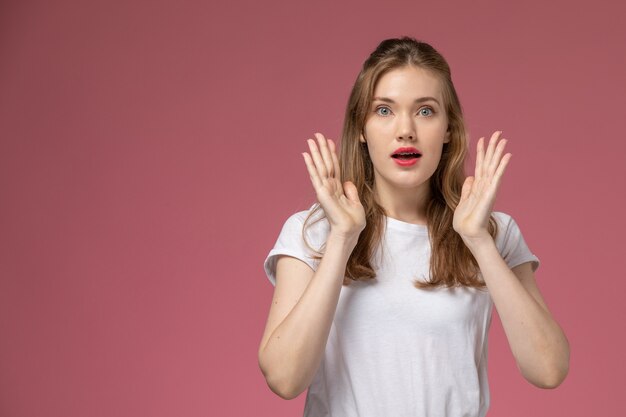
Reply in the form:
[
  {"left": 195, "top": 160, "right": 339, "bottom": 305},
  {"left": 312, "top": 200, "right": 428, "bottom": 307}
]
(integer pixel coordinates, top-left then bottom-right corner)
[
  {"left": 467, "top": 239, "right": 569, "bottom": 388},
  {"left": 260, "top": 233, "right": 356, "bottom": 399}
]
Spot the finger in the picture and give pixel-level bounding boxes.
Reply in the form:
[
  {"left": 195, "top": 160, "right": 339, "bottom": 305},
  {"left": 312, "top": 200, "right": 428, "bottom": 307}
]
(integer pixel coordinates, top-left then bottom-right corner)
[
  {"left": 475, "top": 137, "right": 485, "bottom": 181},
  {"left": 487, "top": 138, "right": 507, "bottom": 178},
  {"left": 308, "top": 138, "right": 328, "bottom": 178},
  {"left": 314, "top": 133, "right": 334, "bottom": 178},
  {"left": 343, "top": 181, "right": 361, "bottom": 204},
  {"left": 492, "top": 153, "right": 512, "bottom": 189},
  {"left": 328, "top": 139, "right": 342, "bottom": 181},
  {"left": 460, "top": 176, "right": 474, "bottom": 203},
  {"left": 483, "top": 131, "right": 501, "bottom": 176},
  {"left": 302, "top": 152, "right": 323, "bottom": 190}
]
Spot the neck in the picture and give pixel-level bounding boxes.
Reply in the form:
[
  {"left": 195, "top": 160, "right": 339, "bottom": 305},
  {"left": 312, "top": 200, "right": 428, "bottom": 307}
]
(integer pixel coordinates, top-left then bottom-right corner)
[{"left": 373, "top": 180, "right": 431, "bottom": 226}]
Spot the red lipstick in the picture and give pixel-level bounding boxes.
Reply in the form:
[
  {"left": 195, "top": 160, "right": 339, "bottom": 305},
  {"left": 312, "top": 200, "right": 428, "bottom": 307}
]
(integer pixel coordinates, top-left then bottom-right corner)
[
  {"left": 391, "top": 147, "right": 422, "bottom": 156},
  {"left": 391, "top": 147, "right": 422, "bottom": 166}
]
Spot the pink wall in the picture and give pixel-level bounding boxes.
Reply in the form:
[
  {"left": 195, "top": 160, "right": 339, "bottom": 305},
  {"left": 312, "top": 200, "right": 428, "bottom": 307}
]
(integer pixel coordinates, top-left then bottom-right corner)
[{"left": 1, "top": 0, "right": 624, "bottom": 415}]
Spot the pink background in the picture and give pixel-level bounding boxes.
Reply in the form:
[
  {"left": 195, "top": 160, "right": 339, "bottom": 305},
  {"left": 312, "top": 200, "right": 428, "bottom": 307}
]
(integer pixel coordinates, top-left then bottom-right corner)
[{"left": 1, "top": 0, "right": 624, "bottom": 416}]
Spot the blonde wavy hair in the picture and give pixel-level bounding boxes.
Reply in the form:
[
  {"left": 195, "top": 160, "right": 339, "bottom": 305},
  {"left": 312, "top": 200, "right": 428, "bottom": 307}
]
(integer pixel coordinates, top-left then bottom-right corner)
[{"left": 303, "top": 36, "right": 498, "bottom": 289}]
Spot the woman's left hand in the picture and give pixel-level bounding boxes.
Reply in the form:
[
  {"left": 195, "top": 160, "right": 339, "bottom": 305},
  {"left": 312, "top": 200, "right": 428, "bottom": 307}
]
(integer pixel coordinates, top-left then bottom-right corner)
[{"left": 453, "top": 131, "right": 511, "bottom": 247}]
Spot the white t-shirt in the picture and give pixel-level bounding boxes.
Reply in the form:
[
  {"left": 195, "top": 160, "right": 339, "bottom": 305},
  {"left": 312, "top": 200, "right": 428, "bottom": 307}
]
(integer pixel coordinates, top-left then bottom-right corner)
[{"left": 263, "top": 204, "right": 540, "bottom": 417}]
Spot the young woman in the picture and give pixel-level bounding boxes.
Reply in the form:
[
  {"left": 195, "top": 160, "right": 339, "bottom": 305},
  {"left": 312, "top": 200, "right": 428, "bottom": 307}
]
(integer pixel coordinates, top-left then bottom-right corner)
[{"left": 258, "top": 37, "right": 569, "bottom": 417}]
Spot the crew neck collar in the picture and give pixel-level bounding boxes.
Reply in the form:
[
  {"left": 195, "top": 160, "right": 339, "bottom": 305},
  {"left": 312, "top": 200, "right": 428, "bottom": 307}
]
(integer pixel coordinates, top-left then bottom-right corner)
[{"left": 384, "top": 215, "right": 429, "bottom": 235}]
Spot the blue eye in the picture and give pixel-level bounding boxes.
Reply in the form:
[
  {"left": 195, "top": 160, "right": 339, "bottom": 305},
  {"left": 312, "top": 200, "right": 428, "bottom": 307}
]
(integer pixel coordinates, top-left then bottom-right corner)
[
  {"left": 375, "top": 106, "right": 391, "bottom": 116},
  {"left": 419, "top": 107, "right": 434, "bottom": 116}
]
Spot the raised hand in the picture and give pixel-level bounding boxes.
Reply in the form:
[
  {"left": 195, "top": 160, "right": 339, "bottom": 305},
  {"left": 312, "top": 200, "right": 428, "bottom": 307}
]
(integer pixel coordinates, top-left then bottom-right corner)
[
  {"left": 302, "top": 133, "right": 366, "bottom": 241},
  {"left": 453, "top": 131, "right": 512, "bottom": 246}
]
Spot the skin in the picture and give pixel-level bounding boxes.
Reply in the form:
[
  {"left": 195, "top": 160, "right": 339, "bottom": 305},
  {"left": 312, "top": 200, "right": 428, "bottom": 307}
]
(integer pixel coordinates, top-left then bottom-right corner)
[
  {"left": 360, "top": 66, "right": 450, "bottom": 224},
  {"left": 258, "top": 69, "right": 569, "bottom": 399},
  {"left": 455, "top": 131, "right": 570, "bottom": 388},
  {"left": 299, "top": 65, "right": 570, "bottom": 388}
]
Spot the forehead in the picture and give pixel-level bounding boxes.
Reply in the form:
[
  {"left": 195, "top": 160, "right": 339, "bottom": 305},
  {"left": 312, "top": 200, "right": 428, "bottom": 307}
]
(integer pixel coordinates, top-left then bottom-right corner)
[{"left": 373, "top": 66, "right": 443, "bottom": 103}]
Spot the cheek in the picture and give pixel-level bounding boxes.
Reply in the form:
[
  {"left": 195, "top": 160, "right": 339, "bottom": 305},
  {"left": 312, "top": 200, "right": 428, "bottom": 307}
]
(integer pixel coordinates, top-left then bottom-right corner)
[
  {"left": 429, "top": 150, "right": 446, "bottom": 170},
  {"left": 366, "top": 146, "right": 379, "bottom": 162},
  {"left": 364, "top": 118, "right": 386, "bottom": 135}
]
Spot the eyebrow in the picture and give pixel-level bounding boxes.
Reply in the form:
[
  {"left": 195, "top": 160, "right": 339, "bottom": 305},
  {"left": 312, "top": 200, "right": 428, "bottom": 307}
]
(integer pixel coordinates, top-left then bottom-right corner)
[{"left": 372, "top": 96, "right": 441, "bottom": 105}]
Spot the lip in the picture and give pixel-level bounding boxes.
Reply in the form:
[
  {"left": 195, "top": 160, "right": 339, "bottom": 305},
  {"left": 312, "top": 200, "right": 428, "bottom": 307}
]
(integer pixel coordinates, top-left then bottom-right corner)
[
  {"left": 393, "top": 157, "right": 419, "bottom": 166},
  {"left": 391, "top": 147, "right": 422, "bottom": 157},
  {"left": 391, "top": 146, "right": 422, "bottom": 167}
]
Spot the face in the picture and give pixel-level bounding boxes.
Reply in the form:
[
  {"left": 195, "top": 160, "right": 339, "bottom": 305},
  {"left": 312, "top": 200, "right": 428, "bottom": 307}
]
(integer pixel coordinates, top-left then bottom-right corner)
[{"left": 361, "top": 65, "right": 450, "bottom": 196}]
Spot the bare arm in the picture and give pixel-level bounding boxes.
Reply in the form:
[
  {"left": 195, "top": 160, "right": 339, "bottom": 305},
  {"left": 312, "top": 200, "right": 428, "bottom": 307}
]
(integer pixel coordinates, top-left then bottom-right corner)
[
  {"left": 258, "top": 133, "right": 365, "bottom": 399},
  {"left": 258, "top": 233, "right": 357, "bottom": 399},
  {"left": 467, "top": 245, "right": 569, "bottom": 388},
  {"left": 453, "top": 131, "right": 569, "bottom": 388}
]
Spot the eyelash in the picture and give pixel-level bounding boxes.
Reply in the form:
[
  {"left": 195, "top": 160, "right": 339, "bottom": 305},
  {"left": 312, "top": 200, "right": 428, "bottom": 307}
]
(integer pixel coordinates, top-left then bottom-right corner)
[{"left": 374, "top": 106, "right": 435, "bottom": 117}]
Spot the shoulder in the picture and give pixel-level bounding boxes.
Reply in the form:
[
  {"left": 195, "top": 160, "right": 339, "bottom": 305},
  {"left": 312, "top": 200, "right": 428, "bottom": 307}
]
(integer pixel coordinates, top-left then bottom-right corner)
[
  {"left": 282, "top": 203, "right": 326, "bottom": 229},
  {"left": 491, "top": 210, "right": 540, "bottom": 271},
  {"left": 491, "top": 210, "right": 513, "bottom": 226},
  {"left": 263, "top": 203, "right": 330, "bottom": 286},
  {"left": 491, "top": 210, "right": 518, "bottom": 250},
  {"left": 491, "top": 210, "right": 520, "bottom": 234},
  {"left": 281, "top": 203, "right": 330, "bottom": 247},
  {"left": 492, "top": 211, "right": 521, "bottom": 254}
]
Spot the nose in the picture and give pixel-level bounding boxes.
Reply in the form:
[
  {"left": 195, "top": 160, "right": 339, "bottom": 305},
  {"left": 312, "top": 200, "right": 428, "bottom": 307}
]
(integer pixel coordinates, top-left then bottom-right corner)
[{"left": 396, "top": 112, "right": 416, "bottom": 141}]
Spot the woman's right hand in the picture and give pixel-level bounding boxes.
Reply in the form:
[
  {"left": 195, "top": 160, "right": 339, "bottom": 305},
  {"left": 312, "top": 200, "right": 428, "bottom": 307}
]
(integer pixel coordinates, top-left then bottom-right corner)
[{"left": 302, "top": 132, "right": 366, "bottom": 242}]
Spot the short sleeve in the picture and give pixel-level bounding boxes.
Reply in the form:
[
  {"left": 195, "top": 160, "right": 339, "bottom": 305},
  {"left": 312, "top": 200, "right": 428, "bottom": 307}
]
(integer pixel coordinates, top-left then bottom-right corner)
[
  {"left": 493, "top": 211, "right": 540, "bottom": 273},
  {"left": 263, "top": 208, "right": 329, "bottom": 287}
]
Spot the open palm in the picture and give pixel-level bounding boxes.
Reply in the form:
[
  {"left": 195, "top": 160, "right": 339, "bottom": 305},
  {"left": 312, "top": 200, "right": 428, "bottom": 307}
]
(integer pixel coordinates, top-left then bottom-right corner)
[
  {"left": 302, "top": 133, "right": 366, "bottom": 240},
  {"left": 453, "top": 131, "right": 512, "bottom": 244}
]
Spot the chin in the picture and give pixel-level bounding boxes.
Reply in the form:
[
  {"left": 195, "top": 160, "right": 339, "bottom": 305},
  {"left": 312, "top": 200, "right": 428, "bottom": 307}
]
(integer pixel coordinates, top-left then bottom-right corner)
[{"left": 393, "top": 179, "right": 429, "bottom": 190}]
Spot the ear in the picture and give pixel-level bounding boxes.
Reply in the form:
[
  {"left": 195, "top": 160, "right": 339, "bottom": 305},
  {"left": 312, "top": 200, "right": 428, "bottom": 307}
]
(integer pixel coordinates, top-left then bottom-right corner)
[
  {"left": 359, "top": 132, "right": 367, "bottom": 143},
  {"left": 443, "top": 128, "right": 451, "bottom": 143}
]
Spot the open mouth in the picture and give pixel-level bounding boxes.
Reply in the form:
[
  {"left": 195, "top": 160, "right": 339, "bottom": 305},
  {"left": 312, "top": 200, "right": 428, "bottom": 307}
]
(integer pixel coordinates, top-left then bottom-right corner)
[
  {"left": 391, "top": 153, "right": 422, "bottom": 160},
  {"left": 391, "top": 147, "right": 422, "bottom": 160}
]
